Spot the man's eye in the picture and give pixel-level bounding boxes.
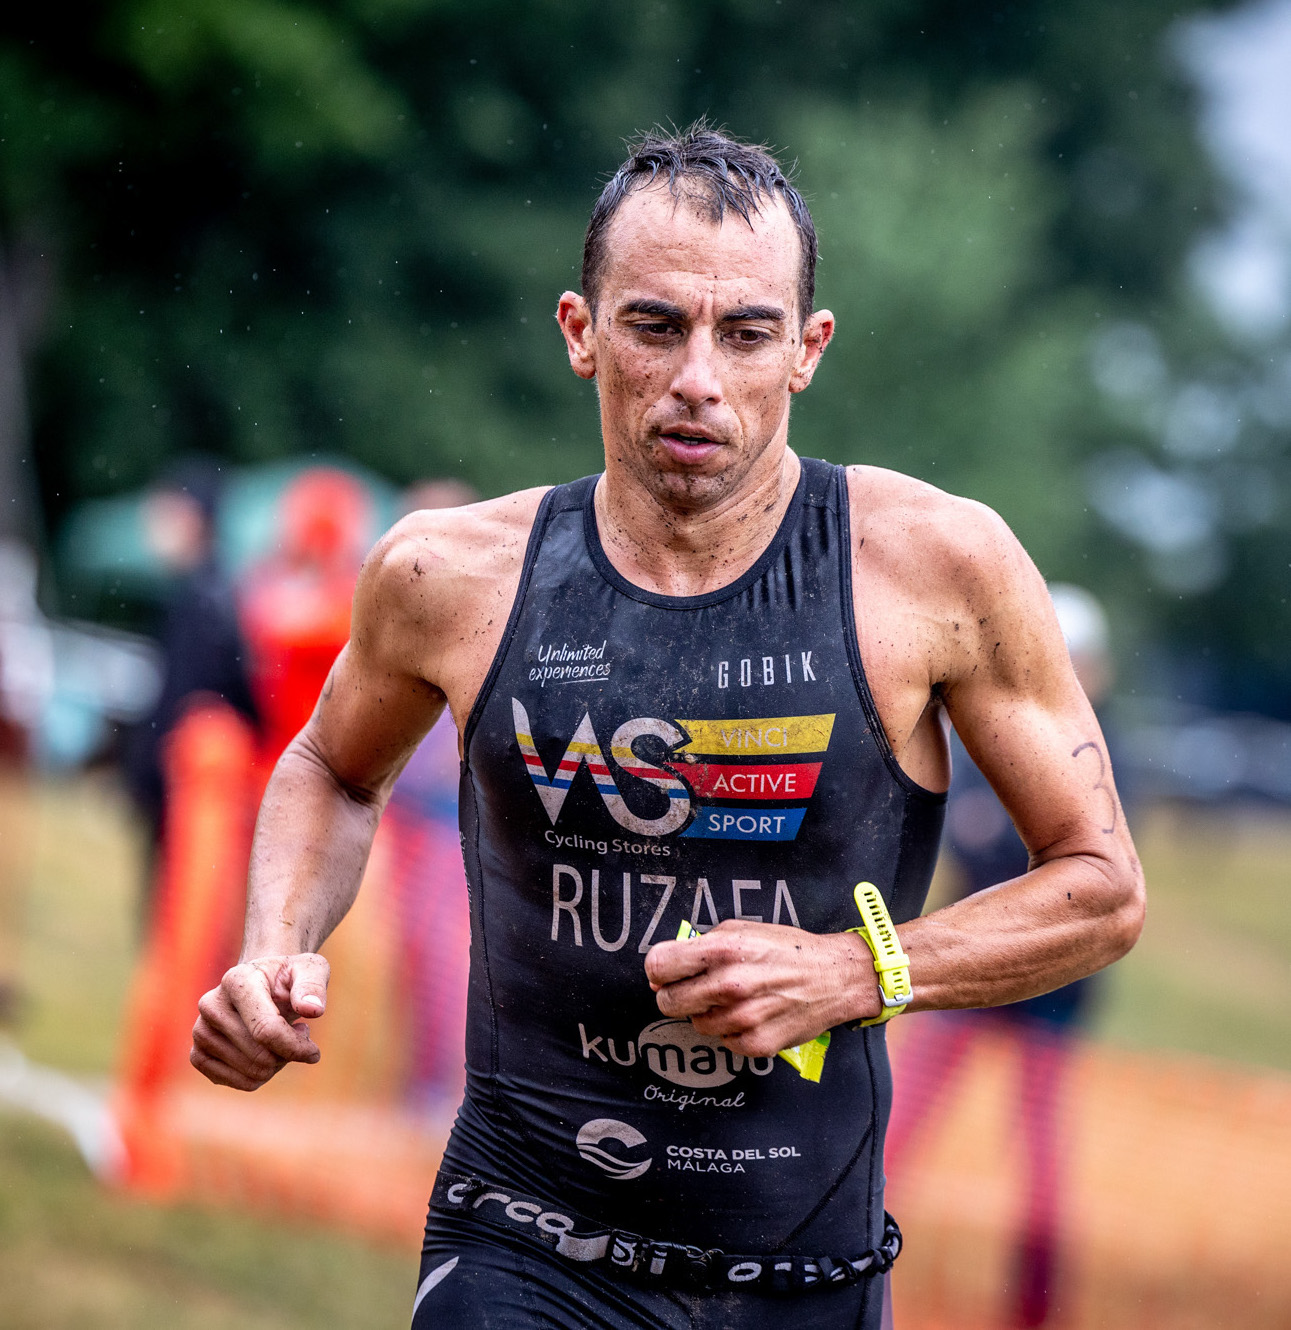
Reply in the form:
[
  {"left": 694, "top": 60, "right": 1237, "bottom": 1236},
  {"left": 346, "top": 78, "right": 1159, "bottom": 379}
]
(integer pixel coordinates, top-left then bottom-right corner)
[
  {"left": 729, "top": 328, "right": 770, "bottom": 345},
  {"left": 638, "top": 322, "right": 678, "bottom": 336}
]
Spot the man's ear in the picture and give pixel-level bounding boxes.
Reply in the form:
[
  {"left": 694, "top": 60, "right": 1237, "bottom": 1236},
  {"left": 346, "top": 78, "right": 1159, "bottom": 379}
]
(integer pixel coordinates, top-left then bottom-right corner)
[
  {"left": 557, "top": 291, "right": 597, "bottom": 380},
  {"left": 789, "top": 309, "right": 836, "bottom": 394}
]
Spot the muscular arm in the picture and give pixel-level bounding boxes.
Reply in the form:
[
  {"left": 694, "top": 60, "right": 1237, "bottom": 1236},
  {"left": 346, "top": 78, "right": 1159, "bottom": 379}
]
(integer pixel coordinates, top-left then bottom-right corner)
[
  {"left": 896, "top": 501, "right": 1143, "bottom": 1012},
  {"left": 239, "top": 617, "right": 448, "bottom": 962},
  {"left": 191, "top": 494, "right": 541, "bottom": 1089},
  {"left": 646, "top": 473, "right": 1144, "bottom": 1053}
]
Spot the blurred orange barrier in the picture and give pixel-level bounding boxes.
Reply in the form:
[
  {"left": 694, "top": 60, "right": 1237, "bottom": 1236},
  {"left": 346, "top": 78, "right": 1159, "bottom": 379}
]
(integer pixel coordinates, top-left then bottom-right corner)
[
  {"left": 131, "top": 1084, "right": 449, "bottom": 1246},
  {"left": 113, "top": 701, "right": 257, "bottom": 1194},
  {"left": 110, "top": 697, "right": 463, "bottom": 1240},
  {"left": 887, "top": 1020, "right": 1291, "bottom": 1329}
]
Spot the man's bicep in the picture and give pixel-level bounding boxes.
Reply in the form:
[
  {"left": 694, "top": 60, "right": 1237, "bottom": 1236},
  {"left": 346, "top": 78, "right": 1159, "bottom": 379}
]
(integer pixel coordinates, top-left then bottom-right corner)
[
  {"left": 306, "top": 640, "right": 447, "bottom": 794},
  {"left": 931, "top": 509, "right": 1124, "bottom": 864},
  {"left": 302, "top": 533, "right": 452, "bottom": 793},
  {"left": 950, "top": 678, "right": 1125, "bottom": 869}
]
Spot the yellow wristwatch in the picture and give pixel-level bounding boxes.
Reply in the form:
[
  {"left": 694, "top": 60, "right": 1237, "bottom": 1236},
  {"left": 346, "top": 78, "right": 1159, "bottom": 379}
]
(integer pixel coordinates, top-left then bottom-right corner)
[{"left": 849, "top": 882, "right": 912, "bottom": 1026}]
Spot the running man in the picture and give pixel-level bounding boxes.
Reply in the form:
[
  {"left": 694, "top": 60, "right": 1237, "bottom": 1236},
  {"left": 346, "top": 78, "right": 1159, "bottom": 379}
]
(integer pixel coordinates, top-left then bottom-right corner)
[{"left": 190, "top": 124, "right": 1144, "bottom": 1329}]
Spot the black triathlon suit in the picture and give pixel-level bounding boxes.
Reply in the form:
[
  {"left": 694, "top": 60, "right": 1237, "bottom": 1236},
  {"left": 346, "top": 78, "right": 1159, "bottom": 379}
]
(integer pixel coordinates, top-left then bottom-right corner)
[{"left": 415, "top": 458, "right": 946, "bottom": 1328}]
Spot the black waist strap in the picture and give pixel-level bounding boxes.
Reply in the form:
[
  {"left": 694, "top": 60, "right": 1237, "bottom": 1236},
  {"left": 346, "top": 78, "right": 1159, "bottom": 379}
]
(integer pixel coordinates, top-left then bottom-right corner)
[{"left": 430, "top": 1171, "right": 901, "bottom": 1295}]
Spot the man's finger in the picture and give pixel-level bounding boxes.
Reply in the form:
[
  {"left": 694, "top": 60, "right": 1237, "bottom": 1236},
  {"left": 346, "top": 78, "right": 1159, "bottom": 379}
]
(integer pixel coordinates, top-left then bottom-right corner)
[
  {"left": 189, "top": 1043, "right": 268, "bottom": 1093},
  {"left": 689, "top": 995, "right": 781, "bottom": 1041},
  {"left": 643, "top": 938, "right": 712, "bottom": 987},
  {"left": 224, "top": 966, "right": 320, "bottom": 1063},
  {"left": 195, "top": 987, "right": 286, "bottom": 1071},
  {"left": 654, "top": 957, "right": 763, "bottom": 1016},
  {"left": 654, "top": 975, "right": 720, "bottom": 1019},
  {"left": 192, "top": 1010, "right": 285, "bottom": 1081}
]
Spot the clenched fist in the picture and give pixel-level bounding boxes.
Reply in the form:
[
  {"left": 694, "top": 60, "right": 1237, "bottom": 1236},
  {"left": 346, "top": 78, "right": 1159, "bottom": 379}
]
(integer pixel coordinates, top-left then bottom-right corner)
[{"left": 190, "top": 952, "right": 331, "bottom": 1091}]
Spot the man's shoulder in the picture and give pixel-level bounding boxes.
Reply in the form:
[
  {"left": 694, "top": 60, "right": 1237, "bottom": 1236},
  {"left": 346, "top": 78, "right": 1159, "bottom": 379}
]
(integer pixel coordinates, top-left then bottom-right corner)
[
  {"left": 843, "top": 464, "right": 1020, "bottom": 573},
  {"left": 844, "top": 464, "right": 1052, "bottom": 687},
  {"left": 372, "top": 487, "right": 549, "bottom": 583},
  {"left": 354, "top": 486, "right": 550, "bottom": 635}
]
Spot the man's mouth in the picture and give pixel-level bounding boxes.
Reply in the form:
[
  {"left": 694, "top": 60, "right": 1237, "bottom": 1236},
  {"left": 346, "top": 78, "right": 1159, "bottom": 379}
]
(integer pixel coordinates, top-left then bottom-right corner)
[{"left": 658, "top": 428, "right": 721, "bottom": 451}]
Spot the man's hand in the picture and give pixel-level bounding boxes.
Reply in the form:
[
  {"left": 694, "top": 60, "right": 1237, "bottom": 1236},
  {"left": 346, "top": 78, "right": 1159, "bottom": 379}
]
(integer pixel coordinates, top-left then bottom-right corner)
[
  {"left": 190, "top": 953, "right": 330, "bottom": 1091},
  {"left": 644, "top": 920, "right": 879, "bottom": 1058}
]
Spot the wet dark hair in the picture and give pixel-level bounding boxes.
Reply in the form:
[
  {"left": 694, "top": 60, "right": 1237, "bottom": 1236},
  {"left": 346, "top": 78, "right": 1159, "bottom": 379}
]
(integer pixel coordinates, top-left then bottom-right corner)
[{"left": 582, "top": 121, "right": 818, "bottom": 322}]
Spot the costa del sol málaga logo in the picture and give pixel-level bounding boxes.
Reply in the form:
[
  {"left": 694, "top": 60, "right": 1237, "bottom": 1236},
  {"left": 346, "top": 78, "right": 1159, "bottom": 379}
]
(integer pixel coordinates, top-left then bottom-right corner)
[{"left": 576, "top": 1118, "right": 652, "bottom": 1181}]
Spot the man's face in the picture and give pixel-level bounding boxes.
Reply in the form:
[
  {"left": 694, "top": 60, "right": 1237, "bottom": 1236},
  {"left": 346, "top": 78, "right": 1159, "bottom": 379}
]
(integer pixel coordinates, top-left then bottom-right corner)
[{"left": 558, "top": 185, "right": 834, "bottom": 510}]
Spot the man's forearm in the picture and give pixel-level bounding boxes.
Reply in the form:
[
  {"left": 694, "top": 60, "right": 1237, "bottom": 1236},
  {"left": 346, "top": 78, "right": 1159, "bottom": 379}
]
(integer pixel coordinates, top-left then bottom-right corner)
[
  {"left": 895, "top": 851, "right": 1144, "bottom": 1014},
  {"left": 241, "top": 734, "right": 388, "bottom": 958}
]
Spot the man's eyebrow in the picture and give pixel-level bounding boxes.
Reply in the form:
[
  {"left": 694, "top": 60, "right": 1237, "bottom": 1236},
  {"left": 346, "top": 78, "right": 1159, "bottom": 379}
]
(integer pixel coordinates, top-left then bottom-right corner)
[
  {"left": 719, "top": 304, "right": 786, "bottom": 323},
  {"left": 617, "top": 299, "right": 787, "bottom": 323},
  {"left": 620, "top": 298, "right": 686, "bottom": 320}
]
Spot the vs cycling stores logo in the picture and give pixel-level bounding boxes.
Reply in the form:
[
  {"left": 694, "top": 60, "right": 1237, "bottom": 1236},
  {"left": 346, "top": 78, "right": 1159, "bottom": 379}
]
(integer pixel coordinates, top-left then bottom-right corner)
[{"left": 512, "top": 699, "right": 835, "bottom": 843}]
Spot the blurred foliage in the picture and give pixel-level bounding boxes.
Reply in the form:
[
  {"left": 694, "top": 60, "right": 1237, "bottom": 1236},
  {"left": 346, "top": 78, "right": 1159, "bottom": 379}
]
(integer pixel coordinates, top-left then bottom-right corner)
[{"left": 3, "top": 0, "right": 1288, "bottom": 710}]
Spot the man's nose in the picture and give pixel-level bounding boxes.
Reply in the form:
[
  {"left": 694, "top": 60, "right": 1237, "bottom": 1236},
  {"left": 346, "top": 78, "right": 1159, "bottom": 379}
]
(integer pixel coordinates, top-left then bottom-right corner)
[{"left": 669, "top": 332, "right": 723, "bottom": 408}]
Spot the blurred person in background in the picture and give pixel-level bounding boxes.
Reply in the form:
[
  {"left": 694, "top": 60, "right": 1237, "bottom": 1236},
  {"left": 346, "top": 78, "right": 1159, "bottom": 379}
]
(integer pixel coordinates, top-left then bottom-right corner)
[
  {"left": 189, "top": 125, "right": 1143, "bottom": 1330},
  {"left": 885, "top": 585, "right": 1116, "bottom": 1328},
  {"left": 0, "top": 538, "right": 48, "bottom": 1026},
  {"left": 237, "top": 466, "right": 372, "bottom": 769},
  {"left": 401, "top": 478, "right": 479, "bottom": 517},
  {"left": 121, "top": 459, "right": 258, "bottom": 886}
]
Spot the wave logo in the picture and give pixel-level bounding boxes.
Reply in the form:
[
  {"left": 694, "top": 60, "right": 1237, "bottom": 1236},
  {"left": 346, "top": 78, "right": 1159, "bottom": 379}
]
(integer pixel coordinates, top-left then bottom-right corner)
[
  {"left": 575, "top": 1118, "right": 652, "bottom": 1181},
  {"left": 512, "top": 699, "right": 835, "bottom": 842}
]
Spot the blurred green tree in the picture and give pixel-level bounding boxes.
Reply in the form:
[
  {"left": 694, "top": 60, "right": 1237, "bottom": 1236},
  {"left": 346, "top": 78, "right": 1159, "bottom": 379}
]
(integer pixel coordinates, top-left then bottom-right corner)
[{"left": 6, "top": 0, "right": 1285, "bottom": 710}]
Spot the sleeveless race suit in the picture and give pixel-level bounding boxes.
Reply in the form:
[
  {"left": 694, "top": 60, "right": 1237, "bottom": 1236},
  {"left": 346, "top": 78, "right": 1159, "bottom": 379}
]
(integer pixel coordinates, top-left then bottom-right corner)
[{"left": 416, "top": 458, "right": 946, "bottom": 1328}]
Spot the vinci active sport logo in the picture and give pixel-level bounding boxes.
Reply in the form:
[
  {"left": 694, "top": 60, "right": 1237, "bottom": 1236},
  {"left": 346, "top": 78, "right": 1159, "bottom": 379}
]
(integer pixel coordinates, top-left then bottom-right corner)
[{"left": 512, "top": 699, "right": 834, "bottom": 842}]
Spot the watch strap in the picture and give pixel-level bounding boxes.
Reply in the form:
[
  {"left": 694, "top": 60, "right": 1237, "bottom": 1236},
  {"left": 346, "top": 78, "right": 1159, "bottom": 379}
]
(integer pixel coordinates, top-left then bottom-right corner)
[{"left": 848, "top": 882, "right": 912, "bottom": 1026}]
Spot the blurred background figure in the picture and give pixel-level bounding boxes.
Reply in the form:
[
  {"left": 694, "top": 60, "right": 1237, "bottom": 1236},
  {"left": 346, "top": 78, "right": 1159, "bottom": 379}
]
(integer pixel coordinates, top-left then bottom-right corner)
[
  {"left": 237, "top": 467, "right": 373, "bottom": 769},
  {"left": 120, "top": 459, "right": 258, "bottom": 882},
  {"left": 0, "top": 541, "right": 52, "bottom": 762},
  {"left": 401, "top": 479, "right": 479, "bottom": 516},
  {"left": 113, "top": 462, "right": 475, "bottom": 1125},
  {"left": 1, "top": 530, "right": 163, "bottom": 1021},
  {"left": 886, "top": 585, "right": 1115, "bottom": 1328},
  {"left": 0, "top": 539, "right": 48, "bottom": 1027}
]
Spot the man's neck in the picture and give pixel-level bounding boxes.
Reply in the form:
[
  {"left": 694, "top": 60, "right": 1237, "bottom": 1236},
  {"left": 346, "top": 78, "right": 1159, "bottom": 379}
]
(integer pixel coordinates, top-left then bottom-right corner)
[{"left": 593, "top": 447, "right": 802, "bottom": 598}]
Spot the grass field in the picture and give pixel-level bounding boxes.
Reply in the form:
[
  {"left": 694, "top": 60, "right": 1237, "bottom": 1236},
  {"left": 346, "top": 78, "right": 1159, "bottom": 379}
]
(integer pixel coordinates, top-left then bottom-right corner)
[
  {"left": 0, "top": 1109, "right": 416, "bottom": 1330},
  {"left": 1098, "top": 802, "right": 1291, "bottom": 1071},
  {"left": 2, "top": 773, "right": 1290, "bottom": 1328}
]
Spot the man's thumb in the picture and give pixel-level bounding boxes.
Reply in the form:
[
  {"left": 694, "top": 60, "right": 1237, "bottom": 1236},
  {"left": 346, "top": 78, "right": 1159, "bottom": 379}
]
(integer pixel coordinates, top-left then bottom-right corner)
[{"left": 288, "top": 954, "right": 330, "bottom": 1017}]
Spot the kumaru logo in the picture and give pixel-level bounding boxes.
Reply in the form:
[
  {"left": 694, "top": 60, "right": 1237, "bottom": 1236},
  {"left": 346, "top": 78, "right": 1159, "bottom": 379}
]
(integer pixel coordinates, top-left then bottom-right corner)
[{"left": 512, "top": 699, "right": 834, "bottom": 842}]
